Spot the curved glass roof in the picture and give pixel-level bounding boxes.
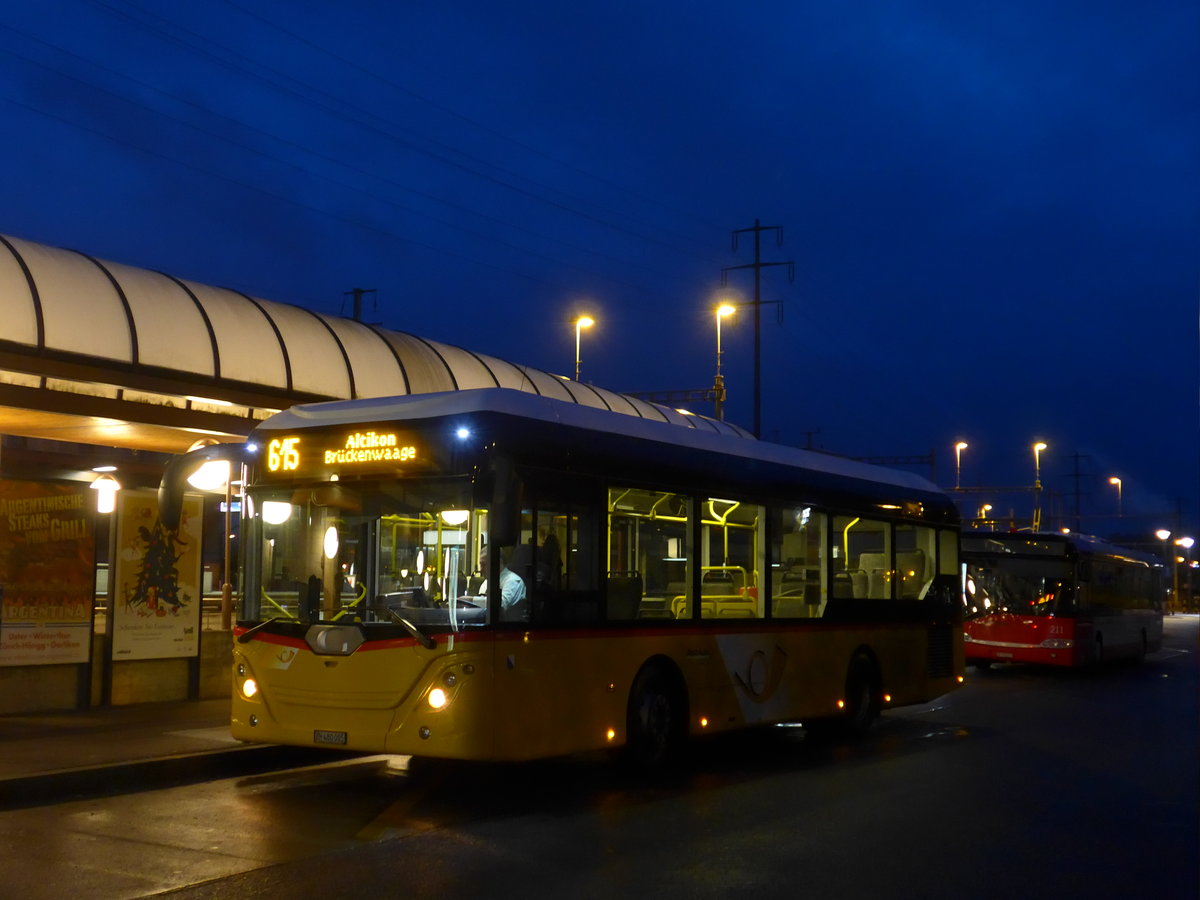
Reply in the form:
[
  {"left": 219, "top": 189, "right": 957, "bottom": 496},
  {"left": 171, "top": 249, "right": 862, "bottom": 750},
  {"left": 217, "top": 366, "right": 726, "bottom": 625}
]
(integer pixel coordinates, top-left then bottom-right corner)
[{"left": 0, "top": 233, "right": 751, "bottom": 439}]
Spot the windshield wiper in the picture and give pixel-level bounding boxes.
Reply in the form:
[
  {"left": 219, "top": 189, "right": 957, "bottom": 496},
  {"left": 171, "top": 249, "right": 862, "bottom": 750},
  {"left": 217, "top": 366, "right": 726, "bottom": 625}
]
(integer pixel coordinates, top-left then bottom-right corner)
[
  {"left": 372, "top": 605, "right": 436, "bottom": 649},
  {"left": 237, "top": 617, "right": 287, "bottom": 643}
]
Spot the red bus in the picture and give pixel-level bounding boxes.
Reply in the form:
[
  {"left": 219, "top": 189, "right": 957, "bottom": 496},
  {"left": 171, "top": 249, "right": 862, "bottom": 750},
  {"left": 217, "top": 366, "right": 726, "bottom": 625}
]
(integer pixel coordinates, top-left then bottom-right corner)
[{"left": 962, "top": 532, "right": 1164, "bottom": 668}]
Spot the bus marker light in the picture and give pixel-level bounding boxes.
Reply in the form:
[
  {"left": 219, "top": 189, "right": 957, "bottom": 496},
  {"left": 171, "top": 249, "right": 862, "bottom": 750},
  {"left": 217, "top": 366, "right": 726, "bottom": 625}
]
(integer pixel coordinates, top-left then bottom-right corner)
[
  {"left": 883, "top": 694, "right": 892, "bottom": 704},
  {"left": 836, "top": 699, "right": 845, "bottom": 709},
  {"left": 241, "top": 678, "right": 258, "bottom": 699},
  {"left": 699, "top": 717, "right": 709, "bottom": 728},
  {"left": 606, "top": 728, "right": 616, "bottom": 742},
  {"left": 428, "top": 688, "right": 448, "bottom": 709},
  {"left": 956, "top": 675, "right": 965, "bottom": 683}
]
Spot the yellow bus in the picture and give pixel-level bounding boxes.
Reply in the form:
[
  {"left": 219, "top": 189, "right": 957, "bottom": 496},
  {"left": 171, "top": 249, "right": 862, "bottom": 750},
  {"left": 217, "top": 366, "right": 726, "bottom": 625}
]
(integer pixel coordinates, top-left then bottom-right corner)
[{"left": 168, "top": 388, "right": 963, "bottom": 765}]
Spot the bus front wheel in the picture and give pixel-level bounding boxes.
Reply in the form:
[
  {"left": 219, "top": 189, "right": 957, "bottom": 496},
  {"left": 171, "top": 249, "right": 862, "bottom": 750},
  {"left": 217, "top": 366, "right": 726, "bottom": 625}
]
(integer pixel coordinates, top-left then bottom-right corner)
[{"left": 625, "top": 664, "right": 686, "bottom": 769}]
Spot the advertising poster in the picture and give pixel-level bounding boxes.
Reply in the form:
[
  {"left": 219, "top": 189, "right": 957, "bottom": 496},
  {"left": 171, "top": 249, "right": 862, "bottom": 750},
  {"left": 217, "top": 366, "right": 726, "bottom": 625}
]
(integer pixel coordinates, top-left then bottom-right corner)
[
  {"left": 0, "top": 480, "right": 94, "bottom": 667},
  {"left": 111, "top": 489, "right": 204, "bottom": 660}
]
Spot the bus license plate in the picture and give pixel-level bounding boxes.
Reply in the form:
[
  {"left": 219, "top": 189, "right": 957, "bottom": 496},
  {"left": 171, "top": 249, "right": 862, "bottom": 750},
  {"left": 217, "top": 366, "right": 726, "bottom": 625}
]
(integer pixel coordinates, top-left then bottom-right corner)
[{"left": 313, "top": 729, "right": 348, "bottom": 745}]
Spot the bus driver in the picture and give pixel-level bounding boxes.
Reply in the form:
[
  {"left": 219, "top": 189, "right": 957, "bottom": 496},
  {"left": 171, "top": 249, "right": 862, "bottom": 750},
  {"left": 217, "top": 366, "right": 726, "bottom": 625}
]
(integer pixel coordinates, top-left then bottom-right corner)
[{"left": 477, "top": 546, "right": 527, "bottom": 620}]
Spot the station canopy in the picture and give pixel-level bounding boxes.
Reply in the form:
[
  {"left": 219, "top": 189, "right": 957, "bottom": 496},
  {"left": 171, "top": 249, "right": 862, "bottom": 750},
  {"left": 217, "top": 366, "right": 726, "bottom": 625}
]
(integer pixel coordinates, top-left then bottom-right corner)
[{"left": 0, "top": 233, "right": 747, "bottom": 456}]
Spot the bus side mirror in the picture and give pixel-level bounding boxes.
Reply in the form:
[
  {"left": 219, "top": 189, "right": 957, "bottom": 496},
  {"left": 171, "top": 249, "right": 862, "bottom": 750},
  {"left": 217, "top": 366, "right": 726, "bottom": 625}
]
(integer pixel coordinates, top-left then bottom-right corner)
[
  {"left": 158, "top": 443, "right": 251, "bottom": 531},
  {"left": 490, "top": 457, "right": 522, "bottom": 546}
]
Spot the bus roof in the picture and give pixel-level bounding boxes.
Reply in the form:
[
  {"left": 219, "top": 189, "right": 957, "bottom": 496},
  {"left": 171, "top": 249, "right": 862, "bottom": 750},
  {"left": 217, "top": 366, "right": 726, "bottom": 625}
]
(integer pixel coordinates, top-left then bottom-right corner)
[
  {"left": 962, "top": 531, "right": 1163, "bottom": 567},
  {"left": 254, "top": 387, "right": 949, "bottom": 501}
]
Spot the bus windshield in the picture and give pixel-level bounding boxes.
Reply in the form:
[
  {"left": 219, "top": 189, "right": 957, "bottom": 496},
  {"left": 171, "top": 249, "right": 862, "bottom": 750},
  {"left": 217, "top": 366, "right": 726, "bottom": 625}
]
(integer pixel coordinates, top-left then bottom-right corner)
[
  {"left": 964, "top": 557, "right": 1076, "bottom": 618},
  {"left": 244, "top": 478, "right": 489, "bottom": 632}
]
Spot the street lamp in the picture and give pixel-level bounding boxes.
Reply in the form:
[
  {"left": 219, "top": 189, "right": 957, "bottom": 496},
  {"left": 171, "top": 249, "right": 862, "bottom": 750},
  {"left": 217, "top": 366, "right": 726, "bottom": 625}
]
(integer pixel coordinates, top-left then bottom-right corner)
[
  {"left": 1032, "top": 442, "right": 1048, "bottom": 486},
  {"left": 714, "top": 304, "right": 736, "bottom": 420},
  {"left": 954, "top": 441, "right": 968, "bottom": 490},
  {"left": 1031, "top": 442, "right": 1047, "bottom": 531},
  {"left": 1156, "top": 529, "right": 1172, "bottom": 611},
  {"left": 1108, "top": 476, "right": 1122, "bottom": 517},
  {"left": 573, "top": 315, "right": 594, "bottom": 382},
  {"left": 1175, "top": 537, "right": 1194, "bottom": 612},
  {"left": 1178, "top": 537, "right": 1196, "bottom": 612}
]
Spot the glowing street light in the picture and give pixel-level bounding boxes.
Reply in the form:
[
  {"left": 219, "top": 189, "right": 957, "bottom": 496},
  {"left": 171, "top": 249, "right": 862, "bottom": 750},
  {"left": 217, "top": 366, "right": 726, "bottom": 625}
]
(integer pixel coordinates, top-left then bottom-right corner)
[
  {"left": 1178, "top": 537, "right": 1196, "bottom": 612},
  {"left": 1032, "top": 442, "right": 1048, "bottom": 486},
  {"left": 573, "top": 315, "right": 594, "bottom": 382},
  {"left": 1031, "top": 441, "right": 1048, "bottom": 531},
  {"left": 714, "top": 303, "right": 736, "bottom": 420},
  {"left": 1156, "top": 529, "right": 1173, "bottom": 610},
  {"left": 954, "top": 441, "right": 968, "bottom": 489},
  {"left": 89, "top": 473, "right": 121, "bottom": 514},
  {"left": 1108, "top": 476, "right": 1122, "bottom": 517}
]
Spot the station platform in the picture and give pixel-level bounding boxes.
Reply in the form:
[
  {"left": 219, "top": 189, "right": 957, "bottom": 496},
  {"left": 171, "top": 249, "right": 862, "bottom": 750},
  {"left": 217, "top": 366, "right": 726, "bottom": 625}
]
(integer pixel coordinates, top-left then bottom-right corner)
[{"left": 0, "top": 698, "right": 291, "bottom": 808}]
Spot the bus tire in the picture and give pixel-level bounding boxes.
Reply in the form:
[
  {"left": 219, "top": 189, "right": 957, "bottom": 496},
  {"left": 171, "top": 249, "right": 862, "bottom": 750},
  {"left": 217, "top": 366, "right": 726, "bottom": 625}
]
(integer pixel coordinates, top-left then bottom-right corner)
[
  {"left": 842, "top": 652, "right": 880, "bottom": 737},
  {"left": 624, "top": 662, "right": 686, "bottom": 770}
]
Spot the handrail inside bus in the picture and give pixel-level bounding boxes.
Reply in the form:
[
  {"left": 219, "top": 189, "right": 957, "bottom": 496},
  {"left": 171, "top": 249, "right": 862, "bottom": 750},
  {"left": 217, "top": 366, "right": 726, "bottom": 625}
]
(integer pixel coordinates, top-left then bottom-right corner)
[
  {"left": 332, "top": 583, "right": 369, "bottom": 621},
  {"left": 261, "top": 589, "right": 297, "bottom": 619}
]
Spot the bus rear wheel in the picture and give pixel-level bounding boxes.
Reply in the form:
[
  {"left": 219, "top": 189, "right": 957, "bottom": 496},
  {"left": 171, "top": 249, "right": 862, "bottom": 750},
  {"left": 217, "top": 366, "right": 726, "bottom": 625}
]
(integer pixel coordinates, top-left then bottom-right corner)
[{"left": 625, "top": 664, "right": 685, "bottom": 770}]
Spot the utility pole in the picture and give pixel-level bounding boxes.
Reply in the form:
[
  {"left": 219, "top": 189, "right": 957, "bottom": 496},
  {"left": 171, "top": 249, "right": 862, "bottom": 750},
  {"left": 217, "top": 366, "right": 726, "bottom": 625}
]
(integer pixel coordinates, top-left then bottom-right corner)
[
  {"left": 722, "top": 219, "right": 794, "bottom": 437},
  {"left": 344, "top": 288, "right": 377, "bottom": 323}
]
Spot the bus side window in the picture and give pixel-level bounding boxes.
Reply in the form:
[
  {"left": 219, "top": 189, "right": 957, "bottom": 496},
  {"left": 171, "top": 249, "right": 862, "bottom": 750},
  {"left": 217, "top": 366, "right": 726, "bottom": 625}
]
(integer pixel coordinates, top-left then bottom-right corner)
[
  {"left": 529, "top": 507, "right": 601, "bottom": 625},
  {"left": 895, "top": 523, "right": 937, "bottom": 599},
  {"left": 938, "top": 528, "right": 958, "bottom": 576},
  {"left": 700, "top": 498, "right": 763, "bottom": 619},
  {"left": 772, "top": 506, "right": 827, "bottom": 617},
  {"left": 607, "top": 487, "right": 691, "bottom": 620},
  {"left": 833, "top": 516, "right": 892, "bottom": 599}
]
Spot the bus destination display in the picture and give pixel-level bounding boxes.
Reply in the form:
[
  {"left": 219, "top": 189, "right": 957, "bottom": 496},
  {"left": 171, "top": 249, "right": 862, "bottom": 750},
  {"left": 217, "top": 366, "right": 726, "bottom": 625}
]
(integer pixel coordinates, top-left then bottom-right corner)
[{"left": 263, "top": 430, "right": 422, "bottom": 478}]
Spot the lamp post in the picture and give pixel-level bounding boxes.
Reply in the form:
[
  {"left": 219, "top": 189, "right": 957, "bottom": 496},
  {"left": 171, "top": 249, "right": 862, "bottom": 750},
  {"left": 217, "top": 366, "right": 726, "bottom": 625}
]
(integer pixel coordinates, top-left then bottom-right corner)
[
  {"left": 714, "top": 304, "right": 736, "bottom": 420},
  {"left": 1156, "top": 529, "right": 1172, "bottom": 612},
  {"left": 954, "top": 441, "right": 968, "bottom": 490},
  {"left": 1032, "top": 442, "right": 1047, "bottom": 486},
  {"left": 189, "top": 458, "right": 234, "bottom": 630},
  {"left": 1175, "top": 537, "right": 1193, "bottom": 612},
  {"left": 573, "top": 315, "right": 594, "bottom": 382},
  {"left": 1108, "top": 476, "right": 1122, "bottom": 517},
  {"left": 1031, "top": 442, "right": 1047, "bottom": 531}
]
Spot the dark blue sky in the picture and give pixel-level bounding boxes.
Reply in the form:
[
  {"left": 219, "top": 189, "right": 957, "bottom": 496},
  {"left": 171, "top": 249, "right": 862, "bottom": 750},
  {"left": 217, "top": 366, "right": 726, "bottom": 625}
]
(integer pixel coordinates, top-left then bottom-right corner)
[{"left": 1, "top": 0, "right": 1196, "bottom": 535}]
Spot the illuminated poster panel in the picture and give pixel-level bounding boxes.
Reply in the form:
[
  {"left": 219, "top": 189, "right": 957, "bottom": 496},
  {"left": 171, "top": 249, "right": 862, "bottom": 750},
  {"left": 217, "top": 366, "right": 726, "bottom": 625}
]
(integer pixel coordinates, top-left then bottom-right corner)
[
  {"left": 111, "top": 490, "right": 204, "bottom": 660},
  {"left": 0, "top": 480, "right": 94, "bottom": 667}
]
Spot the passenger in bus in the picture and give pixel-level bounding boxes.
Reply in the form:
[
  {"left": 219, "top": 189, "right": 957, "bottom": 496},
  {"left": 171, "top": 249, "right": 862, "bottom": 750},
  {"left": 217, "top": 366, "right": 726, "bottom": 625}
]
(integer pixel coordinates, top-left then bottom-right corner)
[
  {"left": 477, "top": 547, "right": 527, "bottom": 620},
  {"left": 535, "top": 525, "right": 562, "bottom": 589}
]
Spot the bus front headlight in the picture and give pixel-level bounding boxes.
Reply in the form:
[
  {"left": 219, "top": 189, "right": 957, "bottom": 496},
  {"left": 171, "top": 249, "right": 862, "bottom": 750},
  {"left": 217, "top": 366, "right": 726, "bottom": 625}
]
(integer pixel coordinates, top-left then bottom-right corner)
[
  {"left": 428, "top": 687, "right": 448, "bottom": 709},
  {"left": 241, "top": 677, "right": 259, "bottom": 699}
]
